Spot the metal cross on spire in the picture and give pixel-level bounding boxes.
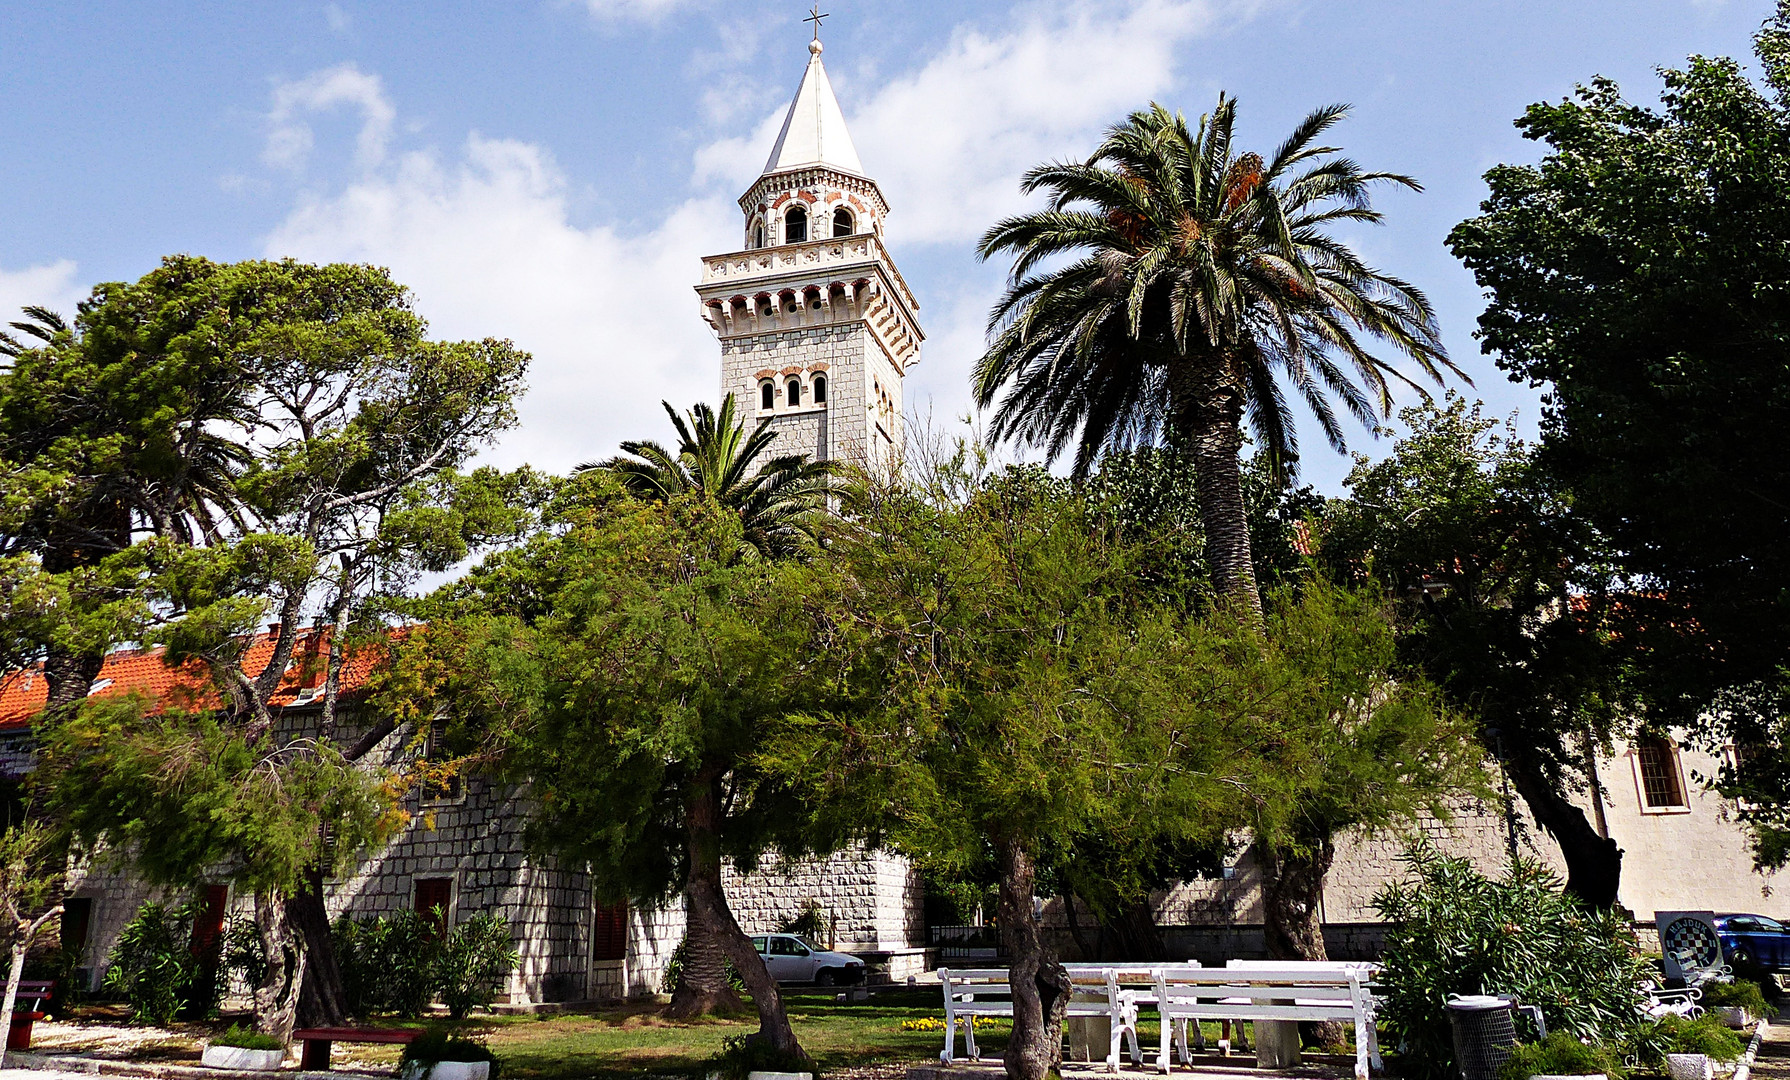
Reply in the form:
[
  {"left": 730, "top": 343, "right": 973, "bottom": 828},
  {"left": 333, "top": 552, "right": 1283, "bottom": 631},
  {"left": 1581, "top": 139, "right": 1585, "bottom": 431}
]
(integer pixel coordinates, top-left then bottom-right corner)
[{"left": 804, "top": 5, "right": 829, "bottom": 42}]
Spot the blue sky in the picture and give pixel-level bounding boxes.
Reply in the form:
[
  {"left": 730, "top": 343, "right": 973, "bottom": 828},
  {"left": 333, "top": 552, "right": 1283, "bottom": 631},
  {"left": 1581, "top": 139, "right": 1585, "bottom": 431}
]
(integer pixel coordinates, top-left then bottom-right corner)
[{"left": 0, "top": 0, "right": 1773, "bottom": 493}]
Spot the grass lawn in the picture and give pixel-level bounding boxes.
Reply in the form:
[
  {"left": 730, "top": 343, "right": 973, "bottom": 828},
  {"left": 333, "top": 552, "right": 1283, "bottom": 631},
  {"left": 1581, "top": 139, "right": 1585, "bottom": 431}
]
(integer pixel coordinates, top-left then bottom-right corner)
[
  {"left": 55, "top": 993, "right": 1343, "bottom": 1079},
  {"left": 437, "top": 989, "right": 999, "bottom": 1079}
]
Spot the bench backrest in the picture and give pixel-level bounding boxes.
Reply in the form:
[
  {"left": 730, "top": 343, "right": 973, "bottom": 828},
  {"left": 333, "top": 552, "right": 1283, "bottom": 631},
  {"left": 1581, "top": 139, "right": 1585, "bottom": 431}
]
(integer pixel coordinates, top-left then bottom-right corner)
[
  {"left": 1154, "top": 964, "right": 1370, "bottom": 1007},
  {"left": 939, "top": 968, "right": 1012, "bottom": 1003}
]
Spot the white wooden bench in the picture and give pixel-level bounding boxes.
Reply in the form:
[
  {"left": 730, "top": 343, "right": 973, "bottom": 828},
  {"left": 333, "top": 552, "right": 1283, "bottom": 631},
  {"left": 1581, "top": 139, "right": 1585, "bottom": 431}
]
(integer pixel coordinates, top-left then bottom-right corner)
[
  {"left": 938, "top": 966, "right": 1140, "bottom": 1070},
  {"left": 1152, "top": 963, "right": 1384, "bottom": 1079}
]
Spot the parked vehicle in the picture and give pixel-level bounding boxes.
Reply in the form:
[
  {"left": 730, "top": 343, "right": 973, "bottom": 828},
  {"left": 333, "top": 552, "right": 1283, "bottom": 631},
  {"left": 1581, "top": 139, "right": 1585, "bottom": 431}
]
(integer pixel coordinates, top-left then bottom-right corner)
[
  {"left": 749, "top": 933, "right": 865, "bottom": 985},
  {"left": 1714, "top": 913, "right": 1790, "bottom": 971}
]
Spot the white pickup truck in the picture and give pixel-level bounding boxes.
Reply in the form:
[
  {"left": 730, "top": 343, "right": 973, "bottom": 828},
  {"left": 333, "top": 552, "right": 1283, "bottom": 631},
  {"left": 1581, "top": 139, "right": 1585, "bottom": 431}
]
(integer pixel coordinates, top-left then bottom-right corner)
[{"left": 749, "top": 933, "right": 865, "bottom": 985}]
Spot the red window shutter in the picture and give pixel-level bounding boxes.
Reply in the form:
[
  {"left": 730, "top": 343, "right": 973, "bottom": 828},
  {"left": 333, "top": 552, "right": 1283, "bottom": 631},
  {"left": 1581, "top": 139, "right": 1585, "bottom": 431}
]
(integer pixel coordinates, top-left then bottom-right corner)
[
  {"left": 191, "top": 885, "right": 228, "bottom": 957},
  {"left": 414, "top": 879, "right": 452, "bottom": 940},
  {"left": 592, "top": 903, "right": 627, "bottom": 962}
]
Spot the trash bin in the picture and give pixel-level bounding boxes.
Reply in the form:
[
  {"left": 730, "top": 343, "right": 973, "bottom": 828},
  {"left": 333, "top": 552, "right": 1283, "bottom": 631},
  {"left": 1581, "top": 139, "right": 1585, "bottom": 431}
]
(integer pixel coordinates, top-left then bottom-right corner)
[{"left": 1445, "top": 995, "right": 1520, "bottom": 1080}]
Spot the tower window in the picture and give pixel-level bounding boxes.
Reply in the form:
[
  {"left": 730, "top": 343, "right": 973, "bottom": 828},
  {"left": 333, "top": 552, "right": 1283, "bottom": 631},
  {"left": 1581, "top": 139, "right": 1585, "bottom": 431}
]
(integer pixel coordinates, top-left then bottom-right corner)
[
  {"left": 754, "top": 223, "right": 765, "bottom": 248},
  {"left": 760, "top": 380, "right": 775, "bottom": 411},
  {"left": 812, "top": 375, "right": 827, "bottom": 404},
  {"left": 1636, "top": 736, "right": 1688, "bottom": 809},
  {"left": 833, "top": 208, "right": 854, "bottom": 237},
  {"left": 784, "top": 206, "right": 807, "bottom": 243},
  {"left": 787, "top": 378, "right": 802, "bottom": 406}
]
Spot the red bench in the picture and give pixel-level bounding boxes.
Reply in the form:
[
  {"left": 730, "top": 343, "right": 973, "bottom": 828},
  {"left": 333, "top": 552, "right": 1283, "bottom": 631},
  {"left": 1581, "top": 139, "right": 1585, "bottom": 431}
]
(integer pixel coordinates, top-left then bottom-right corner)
[
  {"left": 7, "top": 981, "right": 54, "bottom": 1051},
  {"left": 292, "top": 1027, "right": 420, "bottom": 1070}
]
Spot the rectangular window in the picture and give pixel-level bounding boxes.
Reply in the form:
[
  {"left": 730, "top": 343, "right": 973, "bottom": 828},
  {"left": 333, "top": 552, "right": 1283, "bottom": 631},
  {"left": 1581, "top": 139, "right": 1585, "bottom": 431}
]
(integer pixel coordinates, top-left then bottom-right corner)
[
  {"left": 1636, "top": 738, "right": 1688, "bottom": 809},
  {"left": 421, "top": 721, "right": 464, "bottom": 804},
  {"left": 415, "top": 878, "right": 453, "bottom": 940},
  {"left": 592, "top": 902, "right": 627, "bottom": 962}
]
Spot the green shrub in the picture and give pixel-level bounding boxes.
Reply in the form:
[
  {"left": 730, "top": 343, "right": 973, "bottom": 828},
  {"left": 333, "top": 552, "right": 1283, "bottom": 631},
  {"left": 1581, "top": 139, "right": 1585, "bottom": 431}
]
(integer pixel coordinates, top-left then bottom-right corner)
[
  {"left": 1625, "top": 1014, "right": 1747, "bottom": 1068},
  {"left": 436, "top": 913, "right": 519, "bottom": 1021},
  {"left": 212, "top": 1023, "right": 284, "bottom": 1051},
  {"left": 660, "top": 932, "right": 745, "bottom": 994},
  {"left": 1498, "top": 1032, "right": 1623, "bottom": 1080},
  {"left": 1702, "top": 979, "right": 1769, "bottom": 1017},
  {"left": 778, "top": 899, "right": 829, "bottom": 943},
  {"left": 333, "top": 909, "right": 441, "bottom": 1017},
  {"left": 1372, "top": 844, "right": 1649, "bottom": 1080},
  {"left": 707, "top": 1032, "right": 819, "bottom": 1080},
  {"left": 400, "top": 1029, "right": 500, "bottom": 1080},
  {"left": 102, "top": 901, "right": 201, "bottom": 1026},
  {"left": 221, "top": 912, "right": 266, "bottom": 991}
]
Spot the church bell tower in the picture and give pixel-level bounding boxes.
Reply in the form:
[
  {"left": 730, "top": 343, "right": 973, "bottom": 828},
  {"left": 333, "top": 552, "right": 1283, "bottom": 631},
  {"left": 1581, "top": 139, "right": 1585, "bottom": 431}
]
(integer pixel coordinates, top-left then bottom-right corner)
[{"left": 696, "top": 29, "right": 922, "bottom": 473}]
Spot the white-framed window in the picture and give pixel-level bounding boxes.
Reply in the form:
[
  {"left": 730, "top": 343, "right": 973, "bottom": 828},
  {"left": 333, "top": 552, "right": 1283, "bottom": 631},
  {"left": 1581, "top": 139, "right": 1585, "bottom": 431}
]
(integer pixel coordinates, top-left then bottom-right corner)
[
  {"left": 784, "top": 205, "right": 808, "bottom": 243},
  {"left": 832, "top": 207, "right": 854, "bottom": 237},
  {"left": 760, "top": 380, "right": 775, "bottom": 411},
  {"left": 812, "top": 374, "right": 827, "bottom": 404},
  {"left": 1633, "top": 735, "right": 1690, "bottom": 813},
  {"left": 787, "top": 377, "right": 802, "bottom": 407}
]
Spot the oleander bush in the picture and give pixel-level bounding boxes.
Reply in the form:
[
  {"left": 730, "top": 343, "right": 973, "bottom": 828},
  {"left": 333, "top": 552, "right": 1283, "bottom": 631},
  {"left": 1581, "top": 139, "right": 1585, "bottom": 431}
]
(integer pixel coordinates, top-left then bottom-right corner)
[
  {"left": 1624, "top": 1013, "right": 1746, "bottom": 1068},
  {"left": 1374, "top": 844, "right": 1649, "bottom": 1080},
  {"left": 102, "top": 901, "right": 205, "bottom": 1026}
]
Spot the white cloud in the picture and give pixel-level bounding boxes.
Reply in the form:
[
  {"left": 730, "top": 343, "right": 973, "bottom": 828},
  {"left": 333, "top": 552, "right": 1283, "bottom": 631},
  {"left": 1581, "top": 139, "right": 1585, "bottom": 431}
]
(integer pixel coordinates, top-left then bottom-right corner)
[
  {"left": 264, "top": 136, "right": 734, "bottom": 473},
  {"left": 260, "top": 0, "right": 1273, "bottom": 474},
  {"left": 324, "top": 3, "right": 352, "bottom": 34},
  {"left": 265, "top": 63, "right": 395, "bottom": 172},
  {"left": 699, "top": 0, "right": 1268, "bottom": 247},
  {"left": 0, "top": 260, "right": 84, "bottom": 329},
  {"left": 580, "top": 0, "right": 691, "bottom": 21}
]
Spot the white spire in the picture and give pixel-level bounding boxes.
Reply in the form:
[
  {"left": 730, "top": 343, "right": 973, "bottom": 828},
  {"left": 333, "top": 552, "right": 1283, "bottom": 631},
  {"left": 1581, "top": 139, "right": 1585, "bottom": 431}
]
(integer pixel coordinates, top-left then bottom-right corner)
[{"left": 761, "top": 40, "right": 864, "bottom": 178}]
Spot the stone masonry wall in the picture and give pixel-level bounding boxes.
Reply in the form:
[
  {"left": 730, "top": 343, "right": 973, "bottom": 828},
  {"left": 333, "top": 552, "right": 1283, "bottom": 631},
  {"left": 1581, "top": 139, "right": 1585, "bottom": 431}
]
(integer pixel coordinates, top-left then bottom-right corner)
[
  {"left": 722, "top": 322, "right": 874, "bottom": 468},
  {"left": 724, "top": 846, "right": 925, "bottom": 951}
]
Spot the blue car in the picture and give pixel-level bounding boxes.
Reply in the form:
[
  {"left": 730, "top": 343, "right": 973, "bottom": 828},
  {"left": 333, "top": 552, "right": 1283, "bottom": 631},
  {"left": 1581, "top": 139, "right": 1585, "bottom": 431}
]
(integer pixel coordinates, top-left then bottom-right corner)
[{"left": 1715, "top": 913, "right": 1790, "bottom": 971}]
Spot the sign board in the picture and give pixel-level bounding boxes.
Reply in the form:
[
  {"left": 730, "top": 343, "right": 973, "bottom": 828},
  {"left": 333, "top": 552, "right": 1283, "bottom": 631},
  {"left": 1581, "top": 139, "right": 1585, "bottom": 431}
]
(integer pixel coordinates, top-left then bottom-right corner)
[{"left": 1655, "top": 911, "right": 1723, "bottom": 982}]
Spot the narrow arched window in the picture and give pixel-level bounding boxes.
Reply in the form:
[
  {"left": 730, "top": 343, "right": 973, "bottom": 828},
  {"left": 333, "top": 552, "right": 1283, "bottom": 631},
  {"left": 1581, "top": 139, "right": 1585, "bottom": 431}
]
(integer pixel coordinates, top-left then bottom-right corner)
[
  {"left": 760, "top": 381, "right": 775, "bottom": 411},
  {"left": 787, "top": 378, "right": 802, "bottom": 406},
  {"left": 1636, "top": 736, "right": 1687, "bottom": 809},
  {"left": 754, "top": 223, "right": 765, "bottom": 248},
  {"left": 812, "top": 374, "right": 827, "bottom": 404},
  {"left": 833, "top": 208, "right": 854, "bottom": 237},
  {"left": 784, "top": 206, "right": 807, "bottom": 243}
]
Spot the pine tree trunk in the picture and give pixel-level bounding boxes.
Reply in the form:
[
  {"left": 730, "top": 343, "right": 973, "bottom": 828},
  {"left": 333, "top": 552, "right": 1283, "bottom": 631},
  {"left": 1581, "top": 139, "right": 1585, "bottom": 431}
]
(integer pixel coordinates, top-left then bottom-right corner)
[
  {"left": 1258, "top": 835, "right": 1344, "bottom": 1046},
  {"left": 41, "top": 648, "right": 103, "bottom": 715},
  {"left": 996, "top": 837, "right": 1070, "bottom": 1080},
  {"left": 253, "top": 892, "right": 305, "bottom": 1043},
  {"left": 1502, "top": 753, "right": 1623, "bottom": 908},
  {"left": 289, "top": 864, "right": 348, "bottom": 1027},
  {"left": 1181, "top": 364, "right": 1263, "bottom": 622}
]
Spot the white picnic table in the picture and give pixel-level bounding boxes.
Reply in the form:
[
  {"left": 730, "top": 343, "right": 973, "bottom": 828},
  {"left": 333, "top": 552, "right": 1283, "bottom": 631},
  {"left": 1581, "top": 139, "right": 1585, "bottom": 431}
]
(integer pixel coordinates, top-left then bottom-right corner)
[{"left": 937, "top": 960, "right": 1384, "bottom": 1078}]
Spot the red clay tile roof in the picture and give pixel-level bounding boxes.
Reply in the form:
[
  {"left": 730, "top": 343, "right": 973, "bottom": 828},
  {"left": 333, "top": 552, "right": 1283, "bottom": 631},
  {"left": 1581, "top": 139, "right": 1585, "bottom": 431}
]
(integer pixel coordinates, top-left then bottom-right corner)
[{"left": 0, "top": 626, "right": 393, "bottom": 730}]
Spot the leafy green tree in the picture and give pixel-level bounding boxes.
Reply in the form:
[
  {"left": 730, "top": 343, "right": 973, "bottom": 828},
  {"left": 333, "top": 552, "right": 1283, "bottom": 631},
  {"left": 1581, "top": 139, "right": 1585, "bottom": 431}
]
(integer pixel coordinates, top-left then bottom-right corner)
[
  {"left": 774, "top": 470, "right": 1258, "bottom": 1080},
  {"left": 1321, "top": 397, "right": 1633, "bottom": 906},
  {"left": 1243, "top": 581, "right": 1485, "bottom": 982},
  {"left": 975, "top": 97, "right": 1456, "bottom": 616},
  {"left": 1447, "top": 4, "right": 1790, "bottom": 859},
  {"left": 14, "top": 258, "right": 530, "bottom": 1038},
  {"left": 0, "top": 811, "right": 69, "bottom": 1046},
  {"left": 581, "top": 397, "right": 832, "bottom": 561},
  {"left": 383, "top": 478, "right": 852, "bottom": 1059}
]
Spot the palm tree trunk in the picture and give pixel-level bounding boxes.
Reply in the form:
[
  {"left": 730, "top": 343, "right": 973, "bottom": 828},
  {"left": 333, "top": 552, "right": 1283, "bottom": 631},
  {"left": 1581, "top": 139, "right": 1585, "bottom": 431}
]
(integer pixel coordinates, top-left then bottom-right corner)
[{"left": 1181, "top": 364, "right": 1263, "bottom": 621}]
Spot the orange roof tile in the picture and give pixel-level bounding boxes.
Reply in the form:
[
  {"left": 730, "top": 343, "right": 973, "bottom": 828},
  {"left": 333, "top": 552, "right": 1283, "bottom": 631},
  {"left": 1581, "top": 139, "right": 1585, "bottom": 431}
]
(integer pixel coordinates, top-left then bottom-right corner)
[{"left": 0, "top": 626, "right": 396, "bottom": 730}]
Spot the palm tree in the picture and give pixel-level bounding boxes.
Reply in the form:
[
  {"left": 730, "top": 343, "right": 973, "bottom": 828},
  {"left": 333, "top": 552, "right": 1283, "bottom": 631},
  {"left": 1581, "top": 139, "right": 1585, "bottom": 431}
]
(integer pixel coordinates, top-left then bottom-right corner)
[
  {"left": 580, "top": 396, "right": 833, "bottom": 561},
  {"left": 975, "top": 97, "right": 1461, "bottom": 616}
]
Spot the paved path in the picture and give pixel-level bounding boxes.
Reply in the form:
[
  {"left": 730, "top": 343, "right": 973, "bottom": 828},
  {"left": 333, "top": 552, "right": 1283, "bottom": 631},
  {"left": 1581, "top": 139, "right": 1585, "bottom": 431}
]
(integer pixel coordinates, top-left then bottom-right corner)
[{"left": 1745, "top": 1011, "right": 1788, "bottom": 1080}]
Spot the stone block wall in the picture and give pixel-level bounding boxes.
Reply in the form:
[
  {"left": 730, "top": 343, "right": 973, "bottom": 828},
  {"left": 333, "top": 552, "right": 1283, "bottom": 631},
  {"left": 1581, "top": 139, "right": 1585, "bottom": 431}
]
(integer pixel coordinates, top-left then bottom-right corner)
[
  {"left": 722, "top": 323, "right": 868, "bottom": 466},
  {"left": 724, "top": 846, "right": 924, "bottom": 951}
]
